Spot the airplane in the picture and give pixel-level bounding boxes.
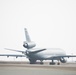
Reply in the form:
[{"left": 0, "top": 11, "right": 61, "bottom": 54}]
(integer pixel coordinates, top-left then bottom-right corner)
[{"left": 0, "top": 28, "right": 76, "bottom": 65}]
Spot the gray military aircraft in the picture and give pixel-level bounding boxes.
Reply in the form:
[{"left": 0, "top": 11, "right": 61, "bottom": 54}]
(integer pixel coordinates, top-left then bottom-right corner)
[{"left": 0, "top": 28, "right": 76, "bottom": 65}]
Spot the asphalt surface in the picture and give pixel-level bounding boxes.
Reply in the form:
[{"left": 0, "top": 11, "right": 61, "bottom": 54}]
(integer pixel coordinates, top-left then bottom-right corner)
[{"left": 0, "top": 61, "right": 76, "bottom": 75}]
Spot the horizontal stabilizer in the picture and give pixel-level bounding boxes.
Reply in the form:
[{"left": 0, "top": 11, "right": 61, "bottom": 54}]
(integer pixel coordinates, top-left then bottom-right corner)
[
  {"left": 4, "top": 48, "right": 25, "bottom": 53},
  {"left": 28, "top": 48, "right": 46, "bottom": 53}
]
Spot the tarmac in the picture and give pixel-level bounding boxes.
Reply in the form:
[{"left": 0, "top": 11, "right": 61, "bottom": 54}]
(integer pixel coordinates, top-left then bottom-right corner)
[{"left": 0, "top": 61, "right": 76, "bottom": 75}]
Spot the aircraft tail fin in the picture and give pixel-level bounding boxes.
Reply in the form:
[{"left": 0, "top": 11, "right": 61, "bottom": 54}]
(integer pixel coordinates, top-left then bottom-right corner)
[
  {"left": 23, "top": 28, "right": 36, "bottom": 49},
  {"left": 24, "top": 28, "right": 31, "bottom": 42}
]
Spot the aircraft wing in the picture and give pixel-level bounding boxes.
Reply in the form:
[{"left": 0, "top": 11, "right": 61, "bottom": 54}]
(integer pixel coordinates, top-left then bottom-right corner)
[
  {"left": 55, "top": 55, "right": 76, "bottom": 58},
  {"left": 0, "top": 54, "right": 26, "bottom": 58},
  {"left": 45, "top": 55, "right": 76, "bottom": 60},
  {"left": 48, "top": 55, "right": 76, "bottom": 59}
]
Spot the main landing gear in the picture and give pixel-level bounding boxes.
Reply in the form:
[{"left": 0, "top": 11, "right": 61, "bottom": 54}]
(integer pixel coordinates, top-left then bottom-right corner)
[
  {"left": 40, "top": 60, "right": 44, "bottom": 64},
  {"left": 49, "top": 60, "right": 60, "bottom": 65},
  {"left": 49, "top": 60, "right": 56, "bottom": 65},
  {"left": 29, "top": 59, "right": 36, "bottom": 64}
]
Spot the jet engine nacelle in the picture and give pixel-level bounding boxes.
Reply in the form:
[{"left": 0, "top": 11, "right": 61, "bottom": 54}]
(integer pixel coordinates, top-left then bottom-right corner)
[
  {"left": 23, "top": 41, "right": 36, "bottom": 49},
  {"left": 60, "top": 58, "right": 66, "bottom": 63}
]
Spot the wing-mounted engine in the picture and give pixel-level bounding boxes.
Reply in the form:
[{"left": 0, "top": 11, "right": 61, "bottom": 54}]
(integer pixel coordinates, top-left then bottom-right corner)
[
  {"left": 60, "top": 58, "right": 66, "bottom": 63},
  {"left": 23, "top": 41, "right": 36, "bottom": 49}
]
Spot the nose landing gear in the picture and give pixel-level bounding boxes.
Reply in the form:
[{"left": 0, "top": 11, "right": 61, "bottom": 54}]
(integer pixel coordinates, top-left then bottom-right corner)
[
  {"left": 57, "top": 60, "right": 60, "bottom": 65},
  {"left": 49, "top": 60, "right": 56, "bottom": 65}
]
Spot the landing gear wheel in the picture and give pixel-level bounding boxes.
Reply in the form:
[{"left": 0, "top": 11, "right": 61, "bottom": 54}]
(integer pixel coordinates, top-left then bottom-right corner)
[
  {"left": 40, "top": 62, "right": 44, "bottom": 65},
  {"left": 49, "top": 60, "right": 55, "bottom": 65},
  {"left": 49, "top": 62, "right": 55, "bottom": 65},
  {"left": 57, "top": 62, "right": 60, "bottom": 65},
  {"left": 40, "top": 60, "right": 44, "bottom": 65}
]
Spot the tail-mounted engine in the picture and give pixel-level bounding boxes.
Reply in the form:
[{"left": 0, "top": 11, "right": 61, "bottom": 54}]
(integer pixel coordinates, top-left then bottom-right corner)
[{"left": 23, "top": 41, "right": 36, "bottom": 49}]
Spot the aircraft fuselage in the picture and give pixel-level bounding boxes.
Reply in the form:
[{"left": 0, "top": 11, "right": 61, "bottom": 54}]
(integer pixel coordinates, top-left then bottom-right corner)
[{"left": 26, "top": 48, "right": 66, "bottom": 60}]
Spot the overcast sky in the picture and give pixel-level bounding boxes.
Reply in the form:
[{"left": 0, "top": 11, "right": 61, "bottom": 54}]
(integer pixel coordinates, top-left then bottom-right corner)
[{"left": 0, "top": 0, "right": 76, "bottom": 61}]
